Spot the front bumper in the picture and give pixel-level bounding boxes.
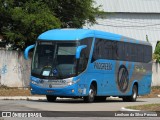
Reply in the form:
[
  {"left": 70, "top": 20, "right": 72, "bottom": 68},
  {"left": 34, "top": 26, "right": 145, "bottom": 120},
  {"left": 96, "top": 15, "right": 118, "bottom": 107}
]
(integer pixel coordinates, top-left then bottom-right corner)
[{"left": 30, "top": 83, "right": 78, "bottom": 97}]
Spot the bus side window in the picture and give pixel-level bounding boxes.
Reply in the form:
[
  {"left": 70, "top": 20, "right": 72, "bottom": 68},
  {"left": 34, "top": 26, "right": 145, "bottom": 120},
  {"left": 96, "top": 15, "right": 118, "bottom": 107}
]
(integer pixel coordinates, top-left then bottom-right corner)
[
  {"left": 104, "top": 41, "right": 112, "bottom": 59},
  {"left": 137, "top": 44, "right": 144, "bottom": 62},
  {"left": 91, "top": 38, "right": 101, "bottom": 62},
  {"left": 79, "top": 38, "right": 93, "bottom": 72},
  {"left": 132, "top": 44, "right": 137, "bottom": 62},
  {"left": 124, "top": 43, "right": 130, "bottom": 61},
  {"left": 144, "top": 45, "right": 152, "bottom": 63},
  {"left": 78, "top": 49, "right": 88, "bottom": 72},
  {"left": 113, "top": 41, "right": 118, "bottom": 60},
  {"left": 117, "top": 42, "right": 124, "bottom": 61}
]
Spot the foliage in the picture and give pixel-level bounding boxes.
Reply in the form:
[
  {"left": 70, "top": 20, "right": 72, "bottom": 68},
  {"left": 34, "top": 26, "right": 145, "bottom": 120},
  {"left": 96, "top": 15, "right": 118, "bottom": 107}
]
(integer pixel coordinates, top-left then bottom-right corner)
[
  {"left": 0, "top": 0, "right": 61, "bottom": 50},
  {"left": 153, "top": 42, "right": 160, "bottom": 63},
  {"left": 46, "top": 0, "right": 101, "bottom": 28},
  {"left": 0, "top": 0, "right": 101, "bottom": 50}
]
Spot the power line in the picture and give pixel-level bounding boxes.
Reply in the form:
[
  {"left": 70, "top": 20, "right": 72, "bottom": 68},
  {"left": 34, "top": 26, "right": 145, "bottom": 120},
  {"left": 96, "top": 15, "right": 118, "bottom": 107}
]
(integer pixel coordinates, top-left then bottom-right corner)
[
  {"left": 93, "top": 18, "right": 160, "bottom": 31},
  {"left": 102, "top": 18, "right": 160, "bottom": 25},
  {"left": 97, "top": 23, "right": 160, "bottom": 28},
  {"left": 95, "top": 23, "right": 160, "bottom": 31},
  {"left": 98, "top": 21, "right": 160, "bottom": 28}
]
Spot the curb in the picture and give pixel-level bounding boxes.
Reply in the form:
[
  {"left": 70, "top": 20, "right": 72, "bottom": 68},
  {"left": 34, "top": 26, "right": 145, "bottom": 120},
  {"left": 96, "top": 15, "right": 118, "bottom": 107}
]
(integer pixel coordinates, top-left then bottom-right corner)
[
  {"left": 0, "top": 96, "right": 80, "bottom": 100},
  {"left": 0, "top": 96, "right": 46, "bottom": 100},
  {"left": 0, "top": 95, "right": 159, "bottom": 100},
  {"left": 0, "top": 96, "right": 120, "bottom": 100},
  {"left": 120, "top": 107, "right": 140, "bottom": 111}
]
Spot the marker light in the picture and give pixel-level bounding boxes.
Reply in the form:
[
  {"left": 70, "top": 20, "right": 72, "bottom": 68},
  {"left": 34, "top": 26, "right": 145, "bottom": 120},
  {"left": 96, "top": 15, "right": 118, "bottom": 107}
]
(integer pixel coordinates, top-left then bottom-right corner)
[{"left": 31, "top": 81, "right": 38, "bottom": 85}]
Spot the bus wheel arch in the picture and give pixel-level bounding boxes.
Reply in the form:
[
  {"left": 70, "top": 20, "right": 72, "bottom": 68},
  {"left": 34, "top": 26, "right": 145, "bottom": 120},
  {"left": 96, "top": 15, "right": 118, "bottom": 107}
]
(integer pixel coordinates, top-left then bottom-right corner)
[{"left": 84, "top": 81, "right": 97, "bottom": 103}]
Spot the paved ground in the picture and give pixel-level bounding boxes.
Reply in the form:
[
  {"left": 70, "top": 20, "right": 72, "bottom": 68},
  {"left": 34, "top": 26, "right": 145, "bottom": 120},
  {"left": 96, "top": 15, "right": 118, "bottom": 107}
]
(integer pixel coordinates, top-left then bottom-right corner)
[
  {"left": 0, "top": 97, "right": 160, "bottom": 120},
  {"left": 0, "top": 97, "right": 160, "bottom": 111}
]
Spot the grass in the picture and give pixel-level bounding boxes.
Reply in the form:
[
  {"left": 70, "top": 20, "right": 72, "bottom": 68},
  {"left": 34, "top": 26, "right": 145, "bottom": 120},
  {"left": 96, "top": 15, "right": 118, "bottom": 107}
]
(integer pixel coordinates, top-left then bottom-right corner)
[
  {"left": 0, "top": 85, "right": 159, "bottom": 96},
  {"left": 126, "top": 104, "right": 160, "bottom": 111}
]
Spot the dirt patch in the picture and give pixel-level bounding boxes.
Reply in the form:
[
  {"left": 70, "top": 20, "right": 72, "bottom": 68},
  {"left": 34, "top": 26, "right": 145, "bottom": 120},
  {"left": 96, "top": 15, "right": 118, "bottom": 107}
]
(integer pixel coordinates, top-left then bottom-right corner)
[
  {"left": 0, "top": 87, "right": 32, "bottom": 96},
  {"left": 140, "top": 86, "right": 160, "bottom": 98}
]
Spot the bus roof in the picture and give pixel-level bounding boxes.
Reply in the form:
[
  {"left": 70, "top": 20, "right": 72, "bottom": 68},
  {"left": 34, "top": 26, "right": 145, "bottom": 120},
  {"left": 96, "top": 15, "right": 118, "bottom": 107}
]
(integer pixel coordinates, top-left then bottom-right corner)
[
  {"left": 38, "top": 29, "right": 121, "bottom": 41},
  {"left": 38, "top": 29, "right": 151, "bottom": 46}
]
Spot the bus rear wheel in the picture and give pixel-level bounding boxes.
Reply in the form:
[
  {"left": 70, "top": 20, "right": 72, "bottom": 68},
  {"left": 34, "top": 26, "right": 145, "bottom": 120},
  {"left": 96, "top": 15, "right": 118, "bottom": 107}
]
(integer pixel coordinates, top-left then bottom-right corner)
[
  {"left": 84, "top": 85, "right": 96, "bottom": 103},
  {"left": 123, "top": 85, "right": 138, "bottom": 102},
  {"left": 46, "top": 95, "right": 57, "bottom": 102}
]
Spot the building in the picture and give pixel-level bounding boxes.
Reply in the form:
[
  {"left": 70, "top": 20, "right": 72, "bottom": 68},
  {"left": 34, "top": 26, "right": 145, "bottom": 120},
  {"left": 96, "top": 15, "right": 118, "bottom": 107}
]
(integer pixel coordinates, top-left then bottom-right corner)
[{"left": 85, "top": 0, "right": 160, "bottom": 52}]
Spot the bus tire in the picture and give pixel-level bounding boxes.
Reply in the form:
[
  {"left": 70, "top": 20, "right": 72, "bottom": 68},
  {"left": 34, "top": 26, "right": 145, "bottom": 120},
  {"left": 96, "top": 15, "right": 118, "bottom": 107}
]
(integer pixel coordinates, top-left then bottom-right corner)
[
  {"left": 84, "top": 85, "right": 96, "bottom": 103},
  {"left": 123, "top": 85, "right": 138, "bottom": 102},
  {"left": 46, "top": 95, "right": 57, "bottom": 102}
]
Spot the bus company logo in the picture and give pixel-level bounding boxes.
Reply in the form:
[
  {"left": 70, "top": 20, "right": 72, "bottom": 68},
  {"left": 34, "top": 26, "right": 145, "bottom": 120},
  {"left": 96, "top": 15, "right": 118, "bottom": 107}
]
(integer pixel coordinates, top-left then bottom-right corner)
[
  {"left": 117, "top": 65, "right": 129, "bottom": 93},
  {"left": 49, "top": 84, "right": 52, "bottom": 88},
  {"left": 94, "top": 62, "right": 112, "bottom": 70},
  {"left": 53, "top": 68, "right": 58, "bottom": 75}
]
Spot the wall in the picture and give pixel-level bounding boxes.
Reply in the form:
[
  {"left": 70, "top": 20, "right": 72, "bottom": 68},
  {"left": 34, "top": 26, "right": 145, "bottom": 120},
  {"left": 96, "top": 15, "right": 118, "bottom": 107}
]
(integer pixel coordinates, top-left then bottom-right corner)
[
  {"left": 152, "top": 62, "right": 160, "bottom": 86},
  {"left": 0, "top": 50, "right": 160, "bottom": 87},
  {"left": 0, "top": 50, "right": 31, "bottom": 87}
]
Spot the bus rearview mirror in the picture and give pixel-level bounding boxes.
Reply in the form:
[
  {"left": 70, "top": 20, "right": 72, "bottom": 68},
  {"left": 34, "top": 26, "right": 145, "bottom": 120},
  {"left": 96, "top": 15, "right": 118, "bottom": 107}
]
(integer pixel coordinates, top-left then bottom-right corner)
[
  {"left": 76, "top": 45, "right": 87, "bottom": 59},
  {"left": 24, "top": 44, "right": 35, "bottom": 60}
]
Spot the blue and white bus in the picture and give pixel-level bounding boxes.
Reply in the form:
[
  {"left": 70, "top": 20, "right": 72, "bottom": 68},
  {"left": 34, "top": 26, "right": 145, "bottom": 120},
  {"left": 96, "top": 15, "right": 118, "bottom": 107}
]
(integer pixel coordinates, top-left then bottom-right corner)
[{"left": 24, "top": 29, "right": 152, "bottom": 102}]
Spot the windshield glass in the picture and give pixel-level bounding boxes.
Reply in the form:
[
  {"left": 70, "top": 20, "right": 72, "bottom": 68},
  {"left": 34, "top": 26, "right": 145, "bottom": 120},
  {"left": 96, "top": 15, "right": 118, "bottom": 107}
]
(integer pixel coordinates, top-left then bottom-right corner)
[{"left": 32, "top": 41, "right": 77, "bottom": 79}]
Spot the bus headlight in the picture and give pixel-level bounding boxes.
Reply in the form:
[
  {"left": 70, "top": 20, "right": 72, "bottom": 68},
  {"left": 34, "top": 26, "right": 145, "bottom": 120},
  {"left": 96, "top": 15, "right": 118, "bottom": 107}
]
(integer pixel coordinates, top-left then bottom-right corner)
[
  {"left": 68, "top": 81, "right": 74, "bottom": 86},
  {"left": 67, "top": 79, "right": 80, "bottom": 86}
]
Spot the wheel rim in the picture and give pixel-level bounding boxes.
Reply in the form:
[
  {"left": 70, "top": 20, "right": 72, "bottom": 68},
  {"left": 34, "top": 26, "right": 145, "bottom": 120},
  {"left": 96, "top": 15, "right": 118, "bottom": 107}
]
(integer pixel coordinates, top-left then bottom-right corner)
[
  {"left": 89, "top": 89, "right": 94, "bottom": 101},
  {"left": 133, "top": 88, "right": 137, "bottom": 99}
]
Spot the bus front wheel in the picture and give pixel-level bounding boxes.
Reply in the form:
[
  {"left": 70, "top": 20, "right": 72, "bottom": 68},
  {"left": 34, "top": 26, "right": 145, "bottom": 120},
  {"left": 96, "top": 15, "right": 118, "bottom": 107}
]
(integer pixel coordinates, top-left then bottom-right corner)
[
  {"left": 46, "top": 95, "right": 57, "bottom": 102},
  {"left": 123, "top": 85, "right": 138, "bottom": 102},
  {"left": 84, "top": 85, "right": 96, "bottom": 103}
]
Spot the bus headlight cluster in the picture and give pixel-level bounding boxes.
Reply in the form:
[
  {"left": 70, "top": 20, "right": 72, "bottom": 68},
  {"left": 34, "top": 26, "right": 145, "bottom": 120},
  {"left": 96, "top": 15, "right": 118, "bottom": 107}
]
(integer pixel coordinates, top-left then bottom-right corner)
[
  {"left": 67, "top": 81, "right": 74, "bottom": 86},
  {"left": 67, "top": 79, "right": 80, "bottom": 86}
]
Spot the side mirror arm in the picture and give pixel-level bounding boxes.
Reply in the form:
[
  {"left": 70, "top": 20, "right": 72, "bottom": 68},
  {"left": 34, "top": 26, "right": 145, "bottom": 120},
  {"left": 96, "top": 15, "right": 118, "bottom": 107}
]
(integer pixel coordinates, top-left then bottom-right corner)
[
  {"left": 76, "top": 45, "right": 87, "bottom": 59},
  {"left": 75, "top": 45, "right": 87, "bottom": 75},
  {"left": 24, "top": 44, "right": 35, "bottom": 60}
]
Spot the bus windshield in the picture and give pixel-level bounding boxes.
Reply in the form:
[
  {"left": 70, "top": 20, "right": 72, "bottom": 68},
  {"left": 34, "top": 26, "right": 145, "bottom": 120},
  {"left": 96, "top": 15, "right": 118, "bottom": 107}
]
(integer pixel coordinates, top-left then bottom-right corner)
[{"left": 31, "top": 41, "right": 78, "bottom": 79}]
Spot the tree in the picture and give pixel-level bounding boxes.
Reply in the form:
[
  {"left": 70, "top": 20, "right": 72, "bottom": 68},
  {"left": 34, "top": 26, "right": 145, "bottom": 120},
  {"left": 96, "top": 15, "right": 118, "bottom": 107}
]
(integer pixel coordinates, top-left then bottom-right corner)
[
  {"left": 0, "top": 0, "right": 61, "bottom": 50},
  {"left": 154, "top": 42, "right": 160, "bottom": 63},
  {"left": 46, "top": 0, "right": 101, "bottom": 28},
  {"left": 0, "top": 0, "right": 101, "bottom": 50}
]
